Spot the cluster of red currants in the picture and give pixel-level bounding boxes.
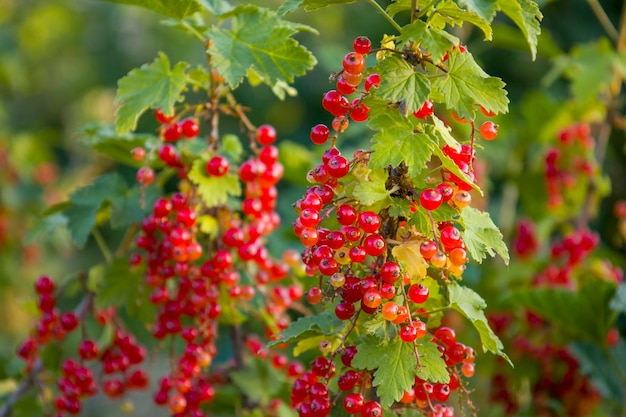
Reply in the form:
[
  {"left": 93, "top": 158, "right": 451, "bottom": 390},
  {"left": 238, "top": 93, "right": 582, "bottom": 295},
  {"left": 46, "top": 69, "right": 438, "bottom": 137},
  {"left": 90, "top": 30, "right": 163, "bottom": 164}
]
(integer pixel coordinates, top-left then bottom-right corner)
[
  {"left": 285, "top": 37, "right": 491, "bottom": 417},
  {"left": 17, "top": 275, "right": 150, "bottom": 416},
  {"left": 544, "top": 122, "right": 597, "bottom": 208},
  {"left": 130, "top": 110, "right": 303, "bottom": 416}
]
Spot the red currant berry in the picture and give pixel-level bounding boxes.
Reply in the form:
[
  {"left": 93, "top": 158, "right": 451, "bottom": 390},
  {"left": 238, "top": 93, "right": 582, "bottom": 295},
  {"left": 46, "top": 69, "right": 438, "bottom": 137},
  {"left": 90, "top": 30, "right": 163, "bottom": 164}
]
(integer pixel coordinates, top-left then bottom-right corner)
[
  {"left": 408, "top": 283, "right": 429, "bottom": 304},
  {"left": 353, "top": 36, "right": 372, "bottom": 54},
  {"left": 413, "top": 100, "right": 434, "bottom": 119},
  {"left": 257, "top": 124, "right": 277, "bottom": 145},
  {"left": 337, "top": 76, "right": 358, "bottom": 95},
  {"left": 361, "top": 400, "right": 382, "bottom": 417},
  {"left": 480, "top": 121, "right": 498, "bottom": 140},
  {"left": 342, "top": 52, "right": 366, "bottom": 74},
  {"left": 163, "top": 123, "right": 182, "bottom": 142},
  {"left": 154, "top": 108, "right": 174, "bottom": 124},
  {"left": 358, "top": 211, "right": 381, "bottom": 233},
  {"left": 78, "top": 339, "right": 99, "bottom": 361},
  {"left": 181, "top": 118, "right": 200, "bottom": 138},
  {"left": 400, "top": 324, "right": 419, "bottom": 342},
  {"left": 420, "top": 188, "right": 443, "bottom": 210},
  {"left": 363, "top": 233, "right": 386, "bottom": 257},
  {"left": 344, "top": 392, "right": 364, "bottom": 414},
  {"left": 310, "top": 124, "right": 330, "bottom": 145},
  {"left": 364, "top": 73, "right": 380, "bottom": 92}
]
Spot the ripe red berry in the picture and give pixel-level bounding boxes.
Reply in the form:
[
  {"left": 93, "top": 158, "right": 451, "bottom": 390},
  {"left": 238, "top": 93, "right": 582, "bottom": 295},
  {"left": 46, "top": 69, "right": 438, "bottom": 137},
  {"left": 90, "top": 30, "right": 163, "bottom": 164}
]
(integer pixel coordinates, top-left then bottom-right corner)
[
  {"left": 358, "top": 211, "right": 381, "bottom": 233},
  {"left": 35, "top": 275, "right": 55, "bottom": 295},
  {"left": 337, "top": 76, "right": 357, "bottom": 95},
  {"left": 136, "top": 166, "right": 154, "bottom": 185},
  {"left": 349, "top": 99, "right": 369, "bottom": 122},
  {"left": 256, "top": 124, "right": 277, "bottom": 145},
  {"left": 364, "top": 73, "right": 380, "bottom": 92},
  {"left": 310, "top": 124, "right": 330, "bottom": 145},
  {"left": 420, "top": 188, "right": 443, "bottom": 210},
  {"left": 335, "top": 301, "right": 356, "bottom": 320},
  {"left": 413, "top": 100, "right": 434, "bottom": 119},
  {"left": 361, "top": 400, "right": 383, "bottom": 417},
  {"left": 353, "top": 36, "right": 372, "bottom": 54},
  {"left": 400, "top": 324, "right": 418, "bottom": 342},
  {"left": 363, "top": 233, "right": 386, "bottom": 257},
  {"left": 344, "top": 392, "right": 364, "bottom": 414},
  {"left": 325, "top": 155, "right": 350, "bottom": 178},
  {"left": 322, "top": 90, "right": 349, "bottom": 117},
  {"left": 480, "top": 120, "right": 498, "bottom": 140},
  {"left": 78, "top": 339, "right": 99, "bottom": 361},
  {"left": 408, "top": 283, "right": 429, "bottom": 304},
  {"left": 439, "top": 225, "right": 462, "bottom": 251},
  {"left": 163, "top": 123, "right": 182, "bottom": 142},
  {"left": 154, "top": 108, "right": 174, "bottom": 124},
  {"left": 342, "top": 52, "right": 366, "bottom": 74},
  {"left": 181, "top": 118, "right": 200, "bottom": 138}
]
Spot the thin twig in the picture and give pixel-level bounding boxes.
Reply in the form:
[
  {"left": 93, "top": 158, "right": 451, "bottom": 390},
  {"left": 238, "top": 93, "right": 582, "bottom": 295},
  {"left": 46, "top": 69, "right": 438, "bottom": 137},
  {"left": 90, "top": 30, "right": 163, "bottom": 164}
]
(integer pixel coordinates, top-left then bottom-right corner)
[
  {"left": 365, "top": 0, "right": 403, "bottom": 33},
  {"left": 587, "top": 0, "right": 619, "bottom": 42}
]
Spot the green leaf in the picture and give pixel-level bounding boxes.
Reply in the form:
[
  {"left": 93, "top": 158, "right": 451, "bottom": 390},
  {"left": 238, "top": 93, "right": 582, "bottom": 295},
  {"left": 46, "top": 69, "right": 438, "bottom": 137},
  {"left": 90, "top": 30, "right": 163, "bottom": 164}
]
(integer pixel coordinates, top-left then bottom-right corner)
[
  {"left": 448, "top": 282, "right": 511, "bottom": 364},
  {"left": 569, "top": 341, "right": 626, "bottom": 402},
  {"left": 114, "top": 52, "right": 189, "bottom": 134},
  {"left": 432, "top": 49, "right": 509, "bottom": 119},
  {"left": 373, "top": 55, "right": 431, "bottom": 113},
  {"left": 431, "top": 115, "right": 461, "bottom": 148},
  {"left": 566, "top": 39, "right": 618, "bottom": 103},
  {"left": 221, "top": 134, "right": 244, "bottom": 162},
  {"left": 513, "top": 279, "right": 618, "bottom": 343},
  {"left": 188, "top": 158, "right": 241, "bottom": 207},
  {"left": 230, "top": 358, "right": 286, "bottom": 404},
  {"left": 432, "top": 145, "right": 481, "bottom": 193},
  {"left": 65, "top": 173, "right": 127, "bottom": 248},
  {"left": 79, "top": 124, "right": 156, "bottom": 167},
  {"left": 610, "top": 283, "right": 626, "bottom": 313},
  {"left": 206, "top": 5, "right": 316, "bottom": 93},
  {"left": 25, "top": 212, "right": 68, "bottom": 244},
  {"left": 367, "top": 106, "right": 436, "bottom": 178},
  {"left": 278, "top": 0, "right": 359, "bottom": 13},
  {"left": 430, "top": 0, "right": 493, "bottom": 41},
  {"left": 398, "top": 20, "right": 458, "bottom": 65},
  {"left": 457, "top": 0, "right": 498, "bottom": 21},
  {"left": 498, "top": 0, "right": 542, "bottom": 60},
  {"left": 352, "top": 336, "right": 418, "bottom": 407},
  {"left": 101, "top": 0, "right": 202, "bottom": 19},
  {"left": 353, "top": 336, "right": 448, "bottom": 406},
  {"left": 459, "top": 207, "right": 508, "bottom": 264},
  {"left": 265, "top": 312, "right": 343, "bottom": 349},
  {"left": 109, "top": 184, "right": 161, "bottom": 229},
  {"left": 96, "top": 258, "right": 157, "bottom": 323},
  {"left": 414, "top": 337, "right": 450, "bottom": 383},
  {"left": 196, "top": 0, "right": 232, "bottom": 15},
  {"left": 362, "top": 313, "right": 397, "bottom": 343},
  {"left": 352, "top": 168, "right": 393, "bottom": 209}
]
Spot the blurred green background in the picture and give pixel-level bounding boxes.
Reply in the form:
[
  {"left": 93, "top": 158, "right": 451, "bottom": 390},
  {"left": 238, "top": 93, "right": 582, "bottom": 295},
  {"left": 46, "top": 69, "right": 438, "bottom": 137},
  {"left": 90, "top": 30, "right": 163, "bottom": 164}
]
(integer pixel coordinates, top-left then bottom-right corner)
[{"left": 1, "top": 0, "right": 625, "bottom": 415}]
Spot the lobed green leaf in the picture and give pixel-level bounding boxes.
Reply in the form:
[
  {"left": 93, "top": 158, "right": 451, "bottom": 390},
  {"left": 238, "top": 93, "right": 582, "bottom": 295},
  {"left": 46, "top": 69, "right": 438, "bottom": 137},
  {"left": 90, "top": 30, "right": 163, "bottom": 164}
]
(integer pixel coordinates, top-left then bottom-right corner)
[
  {"left": 264, "top": 312, "right": 343, "bottom": 349},
  {"left": 512, "top": 279, "right": 618, "bottom": 344},
  {"left": 430, "top": 0, "right": 493, "bottom": 41},
  {"left": 207, "top": 5, "right": 316, "bottom": 93},
  {"left": 459, "top": 206, "right": 509, "bottom": 264},
  {"left": 101, "top": 0, "right": 203, "bottom": 19},
  {"left": 373, "top": 55, "right": 431, "bottom": 114},
  {"left": 188, "top": 158, "right": 242, "bottom": 207},
  {"left": 448, "top": 282, "right": 511, "bottom": 364},
  {"left": 114, "top": 52, "right": 189, "bottom": 134},
  {"left": 498, "top": 0, "right": 542, "bottom": 61},
  {"left": 432, "top": 49, "right": 508, "bottom": 119}
]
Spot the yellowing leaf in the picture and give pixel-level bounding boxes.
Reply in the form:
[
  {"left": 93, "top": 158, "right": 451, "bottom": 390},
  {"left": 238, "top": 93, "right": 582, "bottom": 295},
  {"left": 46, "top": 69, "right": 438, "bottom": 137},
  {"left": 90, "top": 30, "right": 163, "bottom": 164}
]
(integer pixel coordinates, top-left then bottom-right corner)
[{"left": 392, "top": 240, "right": 429, "bottom": 279}]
